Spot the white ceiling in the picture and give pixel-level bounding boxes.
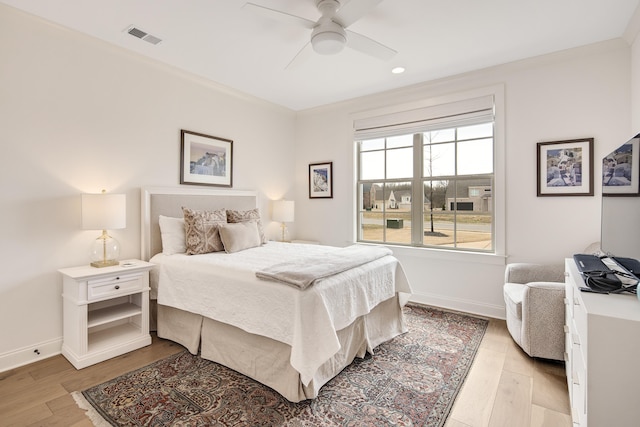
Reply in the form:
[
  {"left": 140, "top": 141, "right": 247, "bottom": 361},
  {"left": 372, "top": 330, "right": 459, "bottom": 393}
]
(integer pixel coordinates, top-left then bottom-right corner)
[{"left": 3, "top": 0, "right": 639, "bottom": 111}]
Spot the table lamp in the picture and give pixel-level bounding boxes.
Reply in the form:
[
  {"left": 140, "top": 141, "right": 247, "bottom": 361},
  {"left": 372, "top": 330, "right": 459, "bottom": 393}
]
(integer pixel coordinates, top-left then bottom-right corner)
[
  {"left": 82, "top": 190, "right": 126, "bottom": 267},
  {"left": 272, "top": 200, "right": 294, "bottom": 242}
]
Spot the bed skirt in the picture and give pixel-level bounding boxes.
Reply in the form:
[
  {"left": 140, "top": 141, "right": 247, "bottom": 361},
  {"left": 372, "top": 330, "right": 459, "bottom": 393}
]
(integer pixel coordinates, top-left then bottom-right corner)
[{"left": 156, "top": 294, "right": 406, "bottom": 402}]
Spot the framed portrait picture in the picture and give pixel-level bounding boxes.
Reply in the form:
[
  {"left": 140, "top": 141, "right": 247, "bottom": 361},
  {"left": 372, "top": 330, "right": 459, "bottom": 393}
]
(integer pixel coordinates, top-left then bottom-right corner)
[
  {"left": 603, "top": 136, "right": 640, "bottom": 196},
  {"left": 180, "top": 130, "right": 233, "bottom": 187},
  {"left": 537, "top": 138, "right": 594, "bottom": 197},
  {"left": 309, "top": 162, "right": 333, "bottom": 199}
]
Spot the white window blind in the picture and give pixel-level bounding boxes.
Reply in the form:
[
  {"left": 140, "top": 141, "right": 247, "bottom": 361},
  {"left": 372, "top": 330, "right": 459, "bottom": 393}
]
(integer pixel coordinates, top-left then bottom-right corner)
[{"left": 354, "top": 95, "right": 494, "bottom": 140}]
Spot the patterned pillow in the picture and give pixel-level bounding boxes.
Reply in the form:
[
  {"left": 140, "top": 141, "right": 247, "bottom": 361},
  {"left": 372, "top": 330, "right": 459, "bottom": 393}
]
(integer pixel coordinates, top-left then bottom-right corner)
[
  {"left": 226, "top": 208, "right": 266, "bottom": 244},
  {"left": 182, "top": 207, "right": 227, "bottom": 255}
]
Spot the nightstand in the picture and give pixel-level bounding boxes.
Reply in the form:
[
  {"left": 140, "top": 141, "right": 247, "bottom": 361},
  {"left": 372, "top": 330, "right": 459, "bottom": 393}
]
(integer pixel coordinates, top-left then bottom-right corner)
[{"left": 59, "top": 260, "right": 153, "bottom": 369}]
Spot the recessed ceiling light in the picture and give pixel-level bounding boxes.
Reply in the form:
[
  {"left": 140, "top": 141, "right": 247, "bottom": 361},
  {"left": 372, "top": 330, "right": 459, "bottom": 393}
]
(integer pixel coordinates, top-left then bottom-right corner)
[{"left": 391, "top": 67, "right": 405, "bottom": 74}]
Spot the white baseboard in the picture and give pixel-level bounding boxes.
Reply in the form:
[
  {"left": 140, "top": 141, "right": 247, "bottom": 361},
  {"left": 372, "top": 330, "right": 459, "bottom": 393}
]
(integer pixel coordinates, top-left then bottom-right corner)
[
  {"left": 409, "top": 292, "right": 506, "bottom": 320},
  {"left": 0, "top": 337, "right": 62, "bottom": 373}
]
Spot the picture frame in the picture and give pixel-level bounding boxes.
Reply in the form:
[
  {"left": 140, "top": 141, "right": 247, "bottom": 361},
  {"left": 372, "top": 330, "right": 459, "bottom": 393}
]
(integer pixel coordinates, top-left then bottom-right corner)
[
  {"left": 537, "top": 138, "right": 594, "bottom": 197},
  {"left": 180, "top": 130, "right": 233, "bottom": 187},
  {"left": 309, "top": 161, "right": 333, "bottom": 199},
  {"left": 603, "top": 137, "right": 640, "bottom": 196}
]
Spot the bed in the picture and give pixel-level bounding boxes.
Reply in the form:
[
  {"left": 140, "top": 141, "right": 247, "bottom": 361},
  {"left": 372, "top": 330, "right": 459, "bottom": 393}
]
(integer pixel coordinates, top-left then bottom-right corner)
[{"left": 141, "top": 186, "right": 412, "bottom": 402}]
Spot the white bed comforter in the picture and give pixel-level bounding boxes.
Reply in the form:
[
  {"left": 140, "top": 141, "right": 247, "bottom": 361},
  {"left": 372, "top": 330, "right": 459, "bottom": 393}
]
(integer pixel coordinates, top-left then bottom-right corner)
[{"left": 151, "top": 242, "right": 412, "bottom": 386}]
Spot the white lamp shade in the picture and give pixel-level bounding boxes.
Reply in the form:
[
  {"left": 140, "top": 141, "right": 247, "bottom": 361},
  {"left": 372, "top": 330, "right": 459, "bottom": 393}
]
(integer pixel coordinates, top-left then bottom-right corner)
[
  {"left": 272, "top": 200, "right": 294, "bottom": 223},
  {"left": 82, "top": 193, "right": 126, "bottom": 230}
]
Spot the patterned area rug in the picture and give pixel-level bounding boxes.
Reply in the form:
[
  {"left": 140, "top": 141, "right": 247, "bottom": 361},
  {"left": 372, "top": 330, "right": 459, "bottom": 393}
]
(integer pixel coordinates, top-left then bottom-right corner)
[{"left": 74, "top": 305, "right": 488, "bottom": 426}]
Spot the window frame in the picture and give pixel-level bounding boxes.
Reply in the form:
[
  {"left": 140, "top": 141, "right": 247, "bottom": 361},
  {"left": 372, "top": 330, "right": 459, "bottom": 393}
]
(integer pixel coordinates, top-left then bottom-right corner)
[
  {"left": 357, "top": 125, "right": 495, "bottom": 252},
  {"left": 351, "top": 85, "right": 505, "bottom": 259}
]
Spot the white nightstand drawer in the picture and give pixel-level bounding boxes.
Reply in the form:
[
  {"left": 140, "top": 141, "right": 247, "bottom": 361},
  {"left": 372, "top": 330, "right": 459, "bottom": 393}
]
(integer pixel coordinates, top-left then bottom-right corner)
[{"left": 88, "top": 273, "right": 144, "bottom": 301}]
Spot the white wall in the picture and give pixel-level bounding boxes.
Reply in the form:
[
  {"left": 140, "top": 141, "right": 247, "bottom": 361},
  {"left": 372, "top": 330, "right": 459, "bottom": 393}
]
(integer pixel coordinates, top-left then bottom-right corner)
[
  {"left": 633, "top": 25, "right": 640, "bottom": 131},
  {"left": 1, "top": 2, "right": 636, "bottom": 371},
  {"left": 294, "top": 40, "right": 631, "bottom": 318},
  {"left": 0, "top": 5, "right": 296, "bottom": 369}
]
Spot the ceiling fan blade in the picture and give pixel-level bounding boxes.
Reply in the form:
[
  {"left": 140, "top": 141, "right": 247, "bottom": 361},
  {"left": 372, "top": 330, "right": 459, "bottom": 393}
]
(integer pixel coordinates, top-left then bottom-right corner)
[
  {"left": 334, "top": 0, "right": 384, "bottom": 28},
  {"left": 285, "top": 42, "right": 314, "bottom": 70},
  {"left": 345, "top": 29, "right": 396, "bottom": 61},
  {"left": 243, "top": 2, "right": 315, "bottom": 29}
]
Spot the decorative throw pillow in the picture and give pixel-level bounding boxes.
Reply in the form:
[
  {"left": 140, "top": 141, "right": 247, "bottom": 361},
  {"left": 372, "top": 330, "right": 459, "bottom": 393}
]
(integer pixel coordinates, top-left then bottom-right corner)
[
  {"left": 158, "top": 215, "right": 186, "bottom": 255},
  {"left": 218, "top": 221, "right": 262, "bottom": 253},
  {"left": 182, "top": 207, "right": 227, "bottom": 255},
  {"left": 226, "top": 208, "right": 267, "bottom": 244}
]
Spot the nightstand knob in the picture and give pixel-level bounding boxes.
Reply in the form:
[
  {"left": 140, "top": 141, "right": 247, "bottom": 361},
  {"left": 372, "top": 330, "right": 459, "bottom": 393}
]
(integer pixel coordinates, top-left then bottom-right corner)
[{"left": 114, "top": 285, "right": 120, "bottom": 290}]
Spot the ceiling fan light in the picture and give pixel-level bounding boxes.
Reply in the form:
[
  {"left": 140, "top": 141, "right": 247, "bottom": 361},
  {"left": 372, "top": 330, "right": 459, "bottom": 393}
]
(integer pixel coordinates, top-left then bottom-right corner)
[{"left": 311, "top": 31, "right": 346, "bottom": 55}]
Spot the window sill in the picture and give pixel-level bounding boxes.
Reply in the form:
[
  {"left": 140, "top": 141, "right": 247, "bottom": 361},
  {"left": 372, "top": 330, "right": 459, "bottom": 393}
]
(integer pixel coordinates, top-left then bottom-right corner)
[{"left": 358, "top": 242, "right": 507, "bottom": 266}]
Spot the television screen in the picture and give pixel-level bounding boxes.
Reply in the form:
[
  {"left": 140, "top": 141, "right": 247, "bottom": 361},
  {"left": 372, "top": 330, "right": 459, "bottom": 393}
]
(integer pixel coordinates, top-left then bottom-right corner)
[{"left": 601, "top": 133, "right": 640, "bottom": 261}]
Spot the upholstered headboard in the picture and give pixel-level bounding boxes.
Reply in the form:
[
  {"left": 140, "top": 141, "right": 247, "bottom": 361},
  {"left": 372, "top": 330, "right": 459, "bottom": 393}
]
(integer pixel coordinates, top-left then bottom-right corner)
[{"left": 141, "top": 186, "right": 258, "bottom": 260}]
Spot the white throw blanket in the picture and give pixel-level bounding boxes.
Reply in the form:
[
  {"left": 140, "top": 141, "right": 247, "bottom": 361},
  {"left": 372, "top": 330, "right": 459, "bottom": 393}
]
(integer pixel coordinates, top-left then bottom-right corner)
[{"left": 255, "top": 245, "right": 393, "bottom": 289}]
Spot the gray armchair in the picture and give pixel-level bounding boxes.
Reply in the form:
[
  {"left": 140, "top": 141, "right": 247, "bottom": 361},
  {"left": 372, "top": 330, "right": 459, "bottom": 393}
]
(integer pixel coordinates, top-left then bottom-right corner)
[{"left": 503, "top": 263, "right": 566, "bottom": 361}]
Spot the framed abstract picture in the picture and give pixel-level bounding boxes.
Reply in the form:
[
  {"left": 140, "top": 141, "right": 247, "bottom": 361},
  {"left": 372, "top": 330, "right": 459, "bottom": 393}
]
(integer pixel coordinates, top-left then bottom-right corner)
[
  {"left": 536, "top": 138, "right": 594, "bottom": 196},
  {"left": 309, "top": 162, "right": 333, "bottom": 199},
  {"left": 180, "top": 130, "right": 233, "bottom": 187}
]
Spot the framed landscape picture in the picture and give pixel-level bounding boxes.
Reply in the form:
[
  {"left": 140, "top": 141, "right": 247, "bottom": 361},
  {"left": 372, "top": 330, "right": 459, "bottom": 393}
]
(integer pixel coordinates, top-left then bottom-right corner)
[
  {"left": 603, "top": 136, "right": 640, "bottom": 196},
  {"left": 537, "top": 138, "right": 593, "bottom": 197},
  {"left": 309, "top": 162, "right": 333, "bottom": 199},
  {"left": 180, "top": 130, "right": 233, "bottom": 187}
]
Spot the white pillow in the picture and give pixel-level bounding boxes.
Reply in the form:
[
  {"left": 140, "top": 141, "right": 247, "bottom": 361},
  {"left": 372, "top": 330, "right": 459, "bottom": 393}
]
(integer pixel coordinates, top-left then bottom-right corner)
[
  {"left": 159, "top": 215, "right": 186, "bottom": 255},
  {"left": 218, "top": 221, "right": 262, "bottom": 253}
]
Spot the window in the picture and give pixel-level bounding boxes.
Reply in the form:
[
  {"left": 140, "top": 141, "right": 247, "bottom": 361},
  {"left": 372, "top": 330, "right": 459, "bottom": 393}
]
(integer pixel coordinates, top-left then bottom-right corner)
[{"left": 355, "top": 95, "right": 496, "bottom": 253}]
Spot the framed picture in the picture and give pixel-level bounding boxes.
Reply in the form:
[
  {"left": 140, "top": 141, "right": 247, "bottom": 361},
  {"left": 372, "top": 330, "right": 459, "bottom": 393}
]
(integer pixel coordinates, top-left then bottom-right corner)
[
  {"left": 180, "top": 130, "right": 233, "bottom": 187},
  {"left": 309, "top": 161, "right": 333, "bottom": 199},
  {"left": 537, "top": 138, "right": 594, "bottom": 196},
  {"left": 603, "top": 137, "right": 640, "bottom": 196}
]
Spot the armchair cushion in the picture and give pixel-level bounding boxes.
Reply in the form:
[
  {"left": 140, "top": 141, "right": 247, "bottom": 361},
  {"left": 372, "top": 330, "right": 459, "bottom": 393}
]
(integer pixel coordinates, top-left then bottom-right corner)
[{"left": 503, "top": 282, "right": 525, "bottom": 319}]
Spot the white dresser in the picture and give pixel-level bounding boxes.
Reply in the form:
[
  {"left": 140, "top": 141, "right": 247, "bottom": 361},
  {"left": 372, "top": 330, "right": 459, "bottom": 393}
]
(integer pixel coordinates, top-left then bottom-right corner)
[{"left": 564, "top": 258, "right": 640, "bottom": 426}]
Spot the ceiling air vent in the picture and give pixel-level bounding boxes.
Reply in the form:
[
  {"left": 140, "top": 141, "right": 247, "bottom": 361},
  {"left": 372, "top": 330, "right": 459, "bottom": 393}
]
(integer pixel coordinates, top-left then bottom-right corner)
[{"left": 126, "top": 26, "right": 162, "bottom": 45}]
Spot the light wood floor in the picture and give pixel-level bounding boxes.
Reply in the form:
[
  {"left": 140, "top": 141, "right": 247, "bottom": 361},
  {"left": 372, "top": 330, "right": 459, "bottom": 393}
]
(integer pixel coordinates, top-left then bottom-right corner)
[
  {"left": 446, "top": 318, "right": 571, "bottom": 427},
  {"left": 0, "top": 318, "right": 571, "bottom": 427}
]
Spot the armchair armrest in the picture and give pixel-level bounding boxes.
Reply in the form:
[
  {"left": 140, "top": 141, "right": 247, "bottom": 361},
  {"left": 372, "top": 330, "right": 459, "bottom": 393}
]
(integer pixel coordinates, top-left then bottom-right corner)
[
  {"left": 504, "top": 263, "right": 565, "bottom": 285},
  {"left": 523, "top": 281, "right": 566, "bottom": 291},
  {"left": 521, "top": 280, "right": 567, "bottom": 360}
]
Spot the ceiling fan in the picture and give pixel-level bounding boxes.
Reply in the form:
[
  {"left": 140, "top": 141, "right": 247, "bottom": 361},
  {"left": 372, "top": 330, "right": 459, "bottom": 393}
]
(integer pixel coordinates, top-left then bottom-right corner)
[{"left": 244, "top": 0, "right": 396, "bottom": 68}]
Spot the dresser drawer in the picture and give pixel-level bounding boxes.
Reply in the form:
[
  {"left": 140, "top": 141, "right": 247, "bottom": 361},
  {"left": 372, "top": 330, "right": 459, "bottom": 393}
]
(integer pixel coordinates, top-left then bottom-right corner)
[
  {"left": 571, "top": 340, "right": 587, "bottom": 426},
  {"left": 572, "top": 298, "right": 588, "bottom": 355},
  {"left": 565, "top": 275, "right": 575, "bottom": 319},
  {"left": 87, "top": 273, "right": 144, "bottom": 301},
  {"left": 564, "top": 324, "right": 572, "bottom": 381}
]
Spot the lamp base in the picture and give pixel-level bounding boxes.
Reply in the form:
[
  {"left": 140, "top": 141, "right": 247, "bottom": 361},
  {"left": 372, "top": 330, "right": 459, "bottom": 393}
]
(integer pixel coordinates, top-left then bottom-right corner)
[
  {"left": 90, "top": 259, "right": 119, "bottom": 268},
  {"left": 279, "top": 223, "right": 291, "bottom": 242},
  {"left": 89, "top": 232, "right": 121, "bottom": 268}
]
